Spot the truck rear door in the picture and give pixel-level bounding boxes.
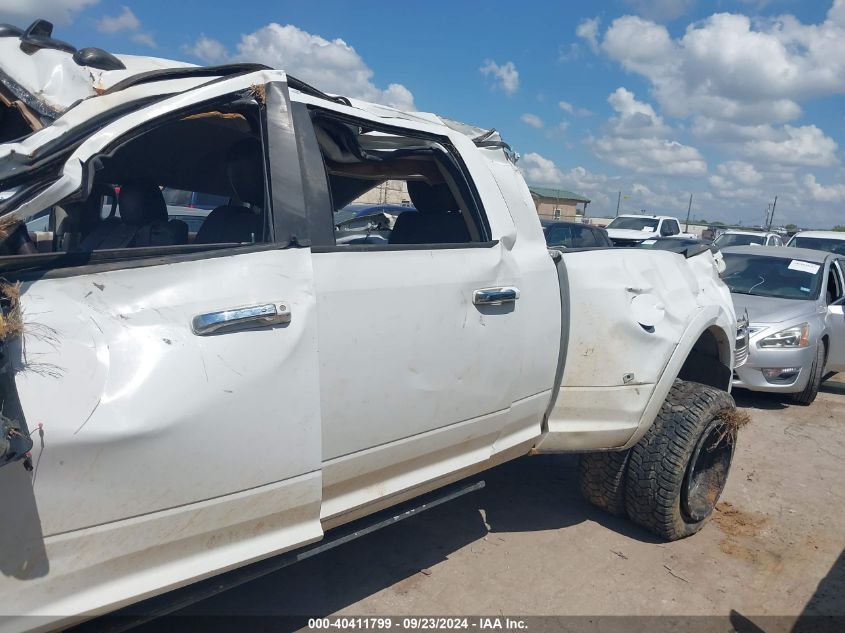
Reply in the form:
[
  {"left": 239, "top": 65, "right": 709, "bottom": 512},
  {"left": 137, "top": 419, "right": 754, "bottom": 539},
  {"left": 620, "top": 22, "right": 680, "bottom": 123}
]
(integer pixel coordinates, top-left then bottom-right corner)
[{"left": 289, "top": 103, "right": 557, "bottom": 526}]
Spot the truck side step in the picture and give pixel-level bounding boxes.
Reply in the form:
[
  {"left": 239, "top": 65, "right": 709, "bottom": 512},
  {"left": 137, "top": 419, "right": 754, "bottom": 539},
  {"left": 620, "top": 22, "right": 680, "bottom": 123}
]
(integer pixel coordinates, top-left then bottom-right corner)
[{"left": 72, "top": 479, "right": 486, "bottom": 633}]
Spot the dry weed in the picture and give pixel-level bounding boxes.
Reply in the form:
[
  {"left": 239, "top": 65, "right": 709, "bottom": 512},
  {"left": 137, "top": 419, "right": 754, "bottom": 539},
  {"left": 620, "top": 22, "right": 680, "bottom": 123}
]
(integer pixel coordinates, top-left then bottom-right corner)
[
  {"left": 249, "top": 83, "right": 267, "bottom": 103},
  {"left": 710, "top": 407, "right": 752, "bottom": 450},
  {"left": 0, "top": 281, "right": 22, "bottom": 341}
]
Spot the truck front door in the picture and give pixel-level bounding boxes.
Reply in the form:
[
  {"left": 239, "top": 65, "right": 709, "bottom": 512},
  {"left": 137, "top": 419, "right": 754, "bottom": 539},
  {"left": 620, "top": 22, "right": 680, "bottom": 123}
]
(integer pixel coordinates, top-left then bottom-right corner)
[{"left": 0, "top": 73, "right": 324, "bottom": 620}]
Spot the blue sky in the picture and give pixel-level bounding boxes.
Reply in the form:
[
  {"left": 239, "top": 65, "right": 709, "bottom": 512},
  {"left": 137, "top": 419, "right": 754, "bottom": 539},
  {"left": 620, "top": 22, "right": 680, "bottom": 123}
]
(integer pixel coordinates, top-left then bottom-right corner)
[{"left": 3, "top": 0, "right": 845, "bottom": 227}]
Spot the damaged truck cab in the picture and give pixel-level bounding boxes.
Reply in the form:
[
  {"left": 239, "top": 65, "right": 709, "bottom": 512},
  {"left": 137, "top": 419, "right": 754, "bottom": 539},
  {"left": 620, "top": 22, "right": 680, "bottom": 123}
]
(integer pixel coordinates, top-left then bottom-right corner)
[{"left": 0, "top": 23, "right": 743, "bottom": 632}]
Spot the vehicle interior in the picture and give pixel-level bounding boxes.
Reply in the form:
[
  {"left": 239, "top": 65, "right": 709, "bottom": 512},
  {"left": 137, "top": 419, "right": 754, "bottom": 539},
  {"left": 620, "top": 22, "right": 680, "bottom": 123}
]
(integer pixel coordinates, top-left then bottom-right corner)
[
  {"left": 721, "top": 254, "right": 824, "bottom": 300},
  {"left": 1, "top": 99, "right": 271, "bottom": 259},
  {"left": 825, "top": 263, "right": 844, "bottom": 305},
  {"left": 311, "top": 113, "right": 489, "bottom": 247}
]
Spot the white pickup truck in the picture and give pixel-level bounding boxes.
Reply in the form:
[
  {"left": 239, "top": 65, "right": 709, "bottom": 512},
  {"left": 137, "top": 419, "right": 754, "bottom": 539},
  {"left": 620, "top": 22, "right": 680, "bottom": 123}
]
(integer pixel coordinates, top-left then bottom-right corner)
[
  {"left": 0, "top": 21, "right": 744, "bottom": 631},
  {"left": 605, "top": 214, "right": 696, "bottom": 246}
]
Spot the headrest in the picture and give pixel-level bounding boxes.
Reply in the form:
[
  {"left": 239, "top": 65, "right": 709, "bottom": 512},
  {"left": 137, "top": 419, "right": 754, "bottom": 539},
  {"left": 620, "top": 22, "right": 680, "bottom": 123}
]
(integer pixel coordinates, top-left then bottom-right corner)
[
  {"left": 227, "top": 138, "right": 264, "bottom": 206},
  {"left": 118, "top": 181, "right": 167, "bottom": 226},
  {"left": 407, "top": 180, "right": 459, "bottom": 214}
]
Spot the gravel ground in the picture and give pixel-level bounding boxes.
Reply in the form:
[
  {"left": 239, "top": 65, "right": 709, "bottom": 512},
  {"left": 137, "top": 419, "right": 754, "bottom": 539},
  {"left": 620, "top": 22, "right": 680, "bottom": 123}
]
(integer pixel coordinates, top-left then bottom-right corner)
[{"left": 165, "top": 376, "right": 845, "bottom": 630}]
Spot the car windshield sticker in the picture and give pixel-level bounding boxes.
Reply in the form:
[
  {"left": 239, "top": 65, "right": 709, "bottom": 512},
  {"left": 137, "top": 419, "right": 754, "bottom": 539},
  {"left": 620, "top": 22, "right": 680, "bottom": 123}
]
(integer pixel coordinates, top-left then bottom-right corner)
[
  {"left": 788, "top": 260, "right": 821, "bottom": 275},
  {"left": 642, "top": 239, "right": 657, "bottom": 246},
  {"left": 801, "top": 287, "right": 811, "bottom": 293}
]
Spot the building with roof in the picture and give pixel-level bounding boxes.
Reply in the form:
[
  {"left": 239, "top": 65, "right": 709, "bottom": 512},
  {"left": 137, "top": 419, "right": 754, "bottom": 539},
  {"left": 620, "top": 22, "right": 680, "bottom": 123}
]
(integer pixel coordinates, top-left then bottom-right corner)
[{"left": 528, "top": 186, "right": 591, "bottom": 220}]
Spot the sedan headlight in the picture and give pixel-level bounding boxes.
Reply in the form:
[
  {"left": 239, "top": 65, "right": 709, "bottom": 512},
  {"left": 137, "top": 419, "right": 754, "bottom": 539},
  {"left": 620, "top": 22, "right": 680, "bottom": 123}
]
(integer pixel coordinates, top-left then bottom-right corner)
[{"left": 758, "top": 323, "right": 810, "bottom": 348}]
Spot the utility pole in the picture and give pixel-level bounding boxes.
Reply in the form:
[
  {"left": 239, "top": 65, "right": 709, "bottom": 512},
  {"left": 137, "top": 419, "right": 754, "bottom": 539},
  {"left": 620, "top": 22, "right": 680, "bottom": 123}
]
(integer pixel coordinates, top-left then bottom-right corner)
[
  {"left": 768, "top": 195, "right": 778, "bottom": 231},
  {"left": 615, "top": 191, "right": 621, "bottom": 217},
  {"left": 685, "top": 193, "right": 693, "bottom": 232}
]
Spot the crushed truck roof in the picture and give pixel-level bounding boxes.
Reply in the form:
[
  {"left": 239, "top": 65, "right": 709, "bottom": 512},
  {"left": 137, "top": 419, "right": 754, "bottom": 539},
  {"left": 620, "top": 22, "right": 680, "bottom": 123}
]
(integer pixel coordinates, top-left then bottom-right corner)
[{"left": 0, "top": 19, "right": 510, "bottom": 152}]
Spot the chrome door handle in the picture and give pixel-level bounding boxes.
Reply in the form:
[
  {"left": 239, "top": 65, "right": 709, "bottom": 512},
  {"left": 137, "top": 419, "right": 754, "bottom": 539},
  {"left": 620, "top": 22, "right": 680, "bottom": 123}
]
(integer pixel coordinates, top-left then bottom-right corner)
[
  {"left": 473, "top": 287, "right": 520, "bottom": 306},
  {"left": 192, "top": 303, "right": 291, "bottom": 335}
]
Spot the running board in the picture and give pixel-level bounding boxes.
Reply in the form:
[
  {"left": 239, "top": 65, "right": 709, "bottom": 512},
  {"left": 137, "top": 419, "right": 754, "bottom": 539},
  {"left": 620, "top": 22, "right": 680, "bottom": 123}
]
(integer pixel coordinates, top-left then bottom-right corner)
[{"left": 72, "top": 479, "right": 486, "bottom": 633}]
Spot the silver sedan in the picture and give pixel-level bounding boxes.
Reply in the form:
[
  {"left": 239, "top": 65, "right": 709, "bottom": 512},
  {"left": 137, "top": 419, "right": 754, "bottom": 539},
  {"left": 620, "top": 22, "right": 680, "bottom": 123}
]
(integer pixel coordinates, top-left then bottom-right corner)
[{"left": 721, "top": 246, "right": 845, "bottom": 405}]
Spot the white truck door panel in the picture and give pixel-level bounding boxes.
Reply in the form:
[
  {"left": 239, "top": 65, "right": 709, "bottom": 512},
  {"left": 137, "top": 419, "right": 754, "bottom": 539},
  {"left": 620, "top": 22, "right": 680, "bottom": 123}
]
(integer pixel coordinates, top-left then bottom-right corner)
[
  {"left": 0, "top": 72, "right": 326, "bottom": 621},
  {"left": 1, "top": 249, "right": 324, "bottom": 620},
  {"left": 314, "top": 242, "right": 539, "bottom": 523},
  {"left": 10, "top": 248, "right": 322, "bottom": 534},
  {"left": 315, "top": 244, "right": 520, "bottom": 462}
]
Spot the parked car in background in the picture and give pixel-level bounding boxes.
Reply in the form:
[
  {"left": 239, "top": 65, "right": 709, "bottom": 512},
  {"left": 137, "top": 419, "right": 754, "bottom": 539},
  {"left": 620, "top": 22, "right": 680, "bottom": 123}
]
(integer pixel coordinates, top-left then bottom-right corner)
[
  {"left": 334, "top": 203, "right": 417, "bottom": 245},
  {"left": 542, "top": 219, "right": 612, "bottom": 249},
  {"left": 334, "top": 203, "right": 414, "bottom": 226},
  {"left": 636, "top": 236, "right": 716, "bottom": 255},
  {"left": 714, "top": 230, "right": 783, "bottom": 248},
  {"left": 786, "top": 230, "right": 845, "bottom": 255},
  {"left": 701, "top": 225, "right": 726, "bottom": 242},
  {"left": 721, "top": 246, "right": 845, "bottom": 404},
  {"left": 605, "top": 214, "right": 695, "bottom": 246}
]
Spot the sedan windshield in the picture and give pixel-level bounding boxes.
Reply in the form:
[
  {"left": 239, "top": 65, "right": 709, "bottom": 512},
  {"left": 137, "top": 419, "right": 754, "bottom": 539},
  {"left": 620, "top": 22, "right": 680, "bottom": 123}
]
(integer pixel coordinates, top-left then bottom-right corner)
[
  {"left": 606, "top": 217, "right": 658, "bottom": 231},
  {"left": 787, "top": 236, "right": 845, "bottom": 255},
  {"left": 714, "top": 233, "right": 765, "bottom": 248},
  {"left": 721, "top": 253, "right": 823, "bottom": 300}
]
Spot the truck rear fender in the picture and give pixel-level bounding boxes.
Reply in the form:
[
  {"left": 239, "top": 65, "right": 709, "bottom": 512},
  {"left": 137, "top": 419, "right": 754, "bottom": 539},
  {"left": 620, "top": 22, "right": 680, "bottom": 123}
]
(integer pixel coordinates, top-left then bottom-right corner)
[{"left": 620, "top": 308, "right": 734, "bottom": 450}]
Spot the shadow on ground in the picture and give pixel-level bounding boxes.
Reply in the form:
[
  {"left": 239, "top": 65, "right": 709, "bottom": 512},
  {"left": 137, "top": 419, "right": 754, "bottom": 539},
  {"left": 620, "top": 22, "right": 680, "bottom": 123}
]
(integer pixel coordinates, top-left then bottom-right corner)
[
  {"left": 733, "top": 375, "right": 844, "bottom": 410},
  {"left": 133, "top": 454, "right": 659, "bottom": 629},
  {"left": 729, "top": 546, "right": 845, "bottom": 633},
  {"left": 732, "top": 389, "right": 791, "bottom": 411}
]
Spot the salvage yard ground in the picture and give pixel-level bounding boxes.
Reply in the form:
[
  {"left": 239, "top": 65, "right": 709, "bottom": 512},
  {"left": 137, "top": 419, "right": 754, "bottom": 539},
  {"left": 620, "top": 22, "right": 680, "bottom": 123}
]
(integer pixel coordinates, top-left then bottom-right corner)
[{"left": 162, "top": 377, "right": 845, "bottom": 629}]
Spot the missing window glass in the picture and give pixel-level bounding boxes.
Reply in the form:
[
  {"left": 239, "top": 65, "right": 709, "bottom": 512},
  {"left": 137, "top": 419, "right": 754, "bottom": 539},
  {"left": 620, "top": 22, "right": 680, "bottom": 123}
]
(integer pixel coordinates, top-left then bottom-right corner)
[{"left": 311, "top": 112, "right": 490, "bottom": 248}]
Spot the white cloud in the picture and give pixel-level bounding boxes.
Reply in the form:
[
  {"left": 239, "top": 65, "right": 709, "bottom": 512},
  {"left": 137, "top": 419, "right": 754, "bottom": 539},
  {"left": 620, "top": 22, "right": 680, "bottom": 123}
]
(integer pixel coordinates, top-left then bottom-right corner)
[
  {"left": 95, "top": 6, "right": 155, "bottom": 48},
  {"left": 743, "top": 125, "right": 839, "bottom": 167},
  {"left": 558, "top": 100, "right": 593, "bottom": 116},
  {"left": 183, "top": 35, "right": 229, "bottom": 64},
  {"left": 691, "top": 117, "right": 778, "bottom": 142},
  {"left": 692, "top": 117, "right": 840, "bottom": 168},
  {"left": 576, "top": 17, "right": 601, "bottom": 52},
  {"left": 708, "top": 162, "right": 766, "bottom": 200},
  {"left": 184, "top": 24, "right": 415, "bottom": 111},
  {"left": 0, "top": 0, "right": 97, "bottom": 26},
  {"left": 519, "top": 153, "right": 613, "bottom": 207},
  {"left": 521, "top": 113, "right": 544, "bottom": 129},
  {"left": 803, "top": 174, "right": 845, "bottom": 203},
  {"left": 558, "top": 43, "right": 582, "bottom": 62},
  {"left": 97, "top": 6, "right": 139, "bottom": 33},
  {"left": 718, "top": 161, "right": 763, "bottom": 186},
  {"left": 480, "top": 59, "right": 519, "bottom": 96},
  {"left": 589, "top": 88, "right": 707, "bottom": 175},
  {"left": 601, "top": 5, "right": 845, "bottom": 125},
  {"left": 592, "top": 136, "right": 708, "bottom": 175},
  {"left": 131, "top": 32, "right": 156, "bottom": 48},
  {"left": 519, "top": 152, "right": 566, "bottom": 185},
  {"left": 605, "top": 87, "right": 672, "bottom": 138}
]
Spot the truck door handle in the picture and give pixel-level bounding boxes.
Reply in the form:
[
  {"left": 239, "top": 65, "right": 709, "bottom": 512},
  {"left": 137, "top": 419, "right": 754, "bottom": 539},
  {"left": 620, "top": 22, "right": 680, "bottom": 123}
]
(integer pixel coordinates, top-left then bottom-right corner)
[
  {"left": 192, "top": 303, "right": 291, "bottom": 335},
  {"left": 473, "top": 287, "right": 520, "bottom": 306}
]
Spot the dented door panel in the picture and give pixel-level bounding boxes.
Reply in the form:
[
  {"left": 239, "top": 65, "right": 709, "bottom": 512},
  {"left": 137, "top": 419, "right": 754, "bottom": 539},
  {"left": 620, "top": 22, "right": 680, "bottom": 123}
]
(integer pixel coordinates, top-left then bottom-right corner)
[
  {"left": 13, "top": 250, "right": 320, "bottom": 532},
  {"left": 0, "top": 248, "right": 323, "bottom": 622},
  {"left": 0, "top": 69, "right": 326, "bottom": 623}
]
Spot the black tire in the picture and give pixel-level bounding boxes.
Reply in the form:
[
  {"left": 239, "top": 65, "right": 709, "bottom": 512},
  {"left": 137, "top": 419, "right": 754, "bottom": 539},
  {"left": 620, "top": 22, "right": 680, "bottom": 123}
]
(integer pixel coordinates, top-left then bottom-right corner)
[
  {"left": 625, "top": 380, "right": 737, "bottom": 541},
  {"left": 792, "top": 344, "right": 825, "bottom": 406},
  {"left": 578, "top": 450, "right": 630, "bottom": 517}
]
